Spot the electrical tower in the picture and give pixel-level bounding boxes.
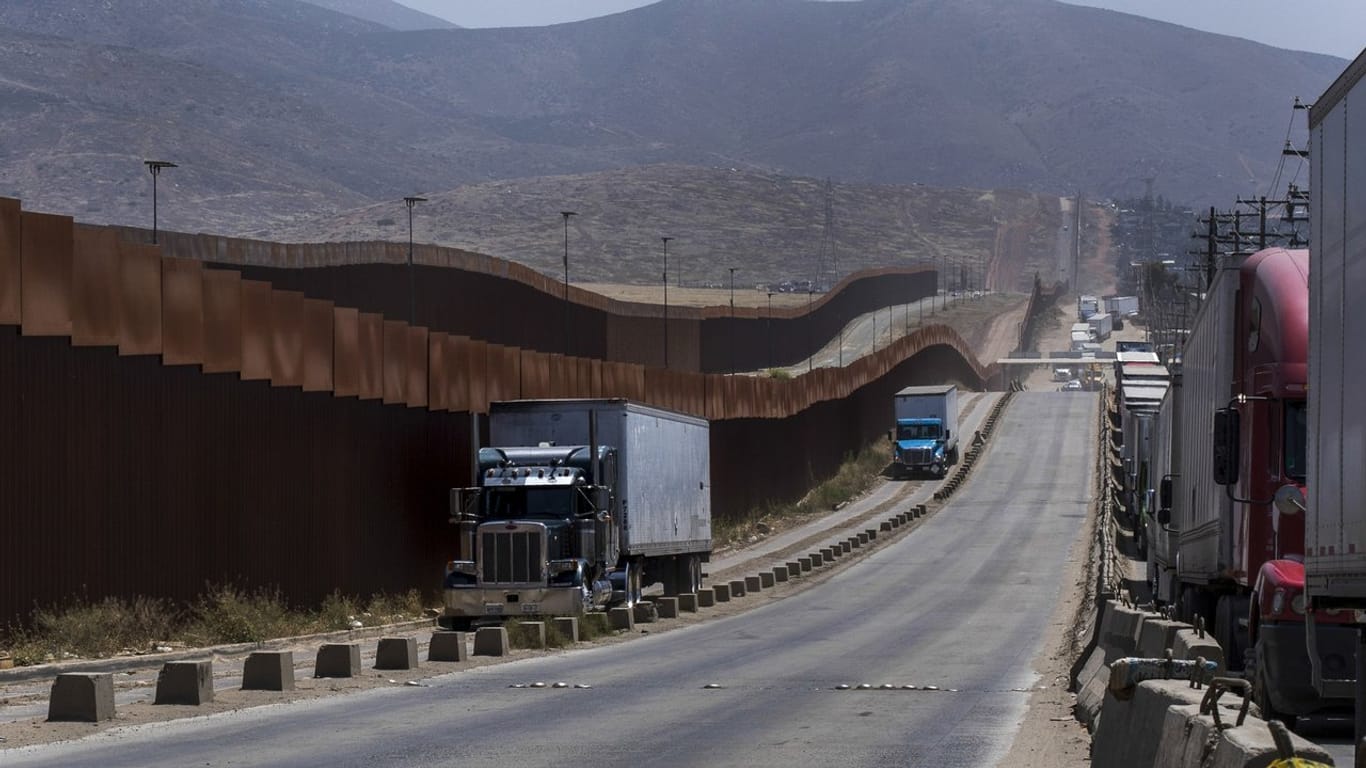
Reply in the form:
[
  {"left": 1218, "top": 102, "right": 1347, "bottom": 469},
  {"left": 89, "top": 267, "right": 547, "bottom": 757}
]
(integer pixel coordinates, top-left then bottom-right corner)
[{"left": 812, "top": 178, "right": 838, "bottom": 291}]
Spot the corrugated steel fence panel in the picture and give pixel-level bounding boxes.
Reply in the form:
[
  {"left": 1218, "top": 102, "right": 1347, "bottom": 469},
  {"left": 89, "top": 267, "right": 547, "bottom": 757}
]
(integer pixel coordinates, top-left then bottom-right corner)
[
  {"left": 72, "top": 226, "right": 120, "bottom": 348},
  {"left": 20, "top": 212, "right": 73, "bottom": 337}
]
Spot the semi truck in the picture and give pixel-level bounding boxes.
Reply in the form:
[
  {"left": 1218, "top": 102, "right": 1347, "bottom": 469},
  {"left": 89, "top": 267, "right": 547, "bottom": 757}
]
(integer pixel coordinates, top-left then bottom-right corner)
[
  {"left": 889, "top": 385, "right": 959, "bottom": 478},
  {"left": 440, "top": 399, "right": 711, "bottom": 629},
  {"left": 1078, "top": 295, "right": 1101, "bottom": 321},
  {"left": 1305, "top": 52, "right": 1366, "bottom": 744},
  {"left": 1152, "top": 245, "right": 1347, "bottom": 722},
  {"left": 1088, "top": 312, "right": 1113, "bottom": 342}
]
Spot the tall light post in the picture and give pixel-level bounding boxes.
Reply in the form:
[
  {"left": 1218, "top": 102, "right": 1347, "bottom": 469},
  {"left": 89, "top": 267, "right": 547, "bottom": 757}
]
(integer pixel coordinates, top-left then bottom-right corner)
[
  {"left": 560, "top": 211, "right": 577, "bottom": 357},
  {"left": 662, "top": 237, "right": 672, "bottom": 369},
  {"left": 797, "top": 286, "right": 808, "bottom": 371},
  {"left": 144, "top": 160, "right": 177, "bottom": 245},
  {"left": 403, "top": 196, "right": 426, "bottom": 326},
  {"left": 766, "top": 291, "right": 774, "bottom": 370},
  {"left": 729, "top": 267, "right": 737, "bottom": 375}
]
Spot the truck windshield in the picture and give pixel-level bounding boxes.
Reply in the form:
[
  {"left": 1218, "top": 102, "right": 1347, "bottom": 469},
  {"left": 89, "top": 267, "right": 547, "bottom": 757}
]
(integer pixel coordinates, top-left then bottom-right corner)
[
  {"left": 1283, "top": 401, "right": 1307, "bottom": 482},
  {"left": 897, "top": 424, "right": 940, "bottom": 440},
  {"left": 486, "top": 487, "right": 575, "bottom": 520}
]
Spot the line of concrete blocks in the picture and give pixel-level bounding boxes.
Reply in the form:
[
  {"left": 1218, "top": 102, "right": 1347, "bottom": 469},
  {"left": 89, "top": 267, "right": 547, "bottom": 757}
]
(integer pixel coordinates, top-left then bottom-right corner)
[
  {"left": 45, "top": 631, "right": 483, "bottom": 723},
  {"left": 1089, "top": 679, "right": 1331, "bottom": 768},
  {"left": 1076, "top": 601, "right": 1226, "bottom": 733}
]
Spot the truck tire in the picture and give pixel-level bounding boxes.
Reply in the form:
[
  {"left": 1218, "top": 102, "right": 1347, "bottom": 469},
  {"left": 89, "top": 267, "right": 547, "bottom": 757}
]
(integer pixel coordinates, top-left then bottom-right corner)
[
  {"left": 660, "top": 555, "right": 702, "bottom": 596},
  {"left": 1250, "top": 640, "right": 1296, "bottom": 729}
]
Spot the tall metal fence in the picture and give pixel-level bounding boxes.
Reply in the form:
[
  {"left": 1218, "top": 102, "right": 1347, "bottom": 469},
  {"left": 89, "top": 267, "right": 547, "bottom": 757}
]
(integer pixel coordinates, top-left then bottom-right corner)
[{"left": 0, "top": 198, "right": 992, "bottom": 625}]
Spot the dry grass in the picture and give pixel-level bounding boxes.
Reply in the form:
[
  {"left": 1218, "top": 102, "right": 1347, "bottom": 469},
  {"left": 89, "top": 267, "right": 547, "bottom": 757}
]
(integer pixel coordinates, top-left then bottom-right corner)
[
  {"left": 713, "top": 439, "right": 893, "bottom": 549},
  {"left": 1, "top": 586, "right": 433, "bottom": 667}
]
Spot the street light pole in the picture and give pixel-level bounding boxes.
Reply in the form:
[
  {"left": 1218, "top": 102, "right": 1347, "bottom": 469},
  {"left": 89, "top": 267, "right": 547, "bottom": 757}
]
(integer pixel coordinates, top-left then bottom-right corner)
[
  {"left": 561, "top": 211, "right": 577, "bottom": 357},
  {"left": 766, "top": 291, "right": 774, "bottom": 370},
  {"left": 662, "top": 237, "right": 672, "bottom": 369},
  {"left": 729, "top": 267, "right": 737, "bottom": 375},
  {"left": 144, "top": 160, "right": 177, "bottom": 245},
  {"left": 403, "top": 196, "right": 426, "bottom": 326},
  {"left": 797, "top": 286, "right": 808, "bottom": 371}
]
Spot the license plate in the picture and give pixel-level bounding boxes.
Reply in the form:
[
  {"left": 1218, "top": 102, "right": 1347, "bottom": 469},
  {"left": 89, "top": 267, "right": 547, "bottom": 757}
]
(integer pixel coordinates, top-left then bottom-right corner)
[
  {"left": 483, "top": 604, "right": 505, "bottom": 615},
  {"left": 520, "top": 603, "right": 539, "bottom": 614}
]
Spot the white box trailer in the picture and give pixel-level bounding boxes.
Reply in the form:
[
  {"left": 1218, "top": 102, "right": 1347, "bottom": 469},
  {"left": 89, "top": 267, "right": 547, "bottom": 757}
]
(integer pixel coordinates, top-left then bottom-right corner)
[
  {"left": 1147, "top": 388, "right": 1180, "bottom": 604},
  {"left": 1088, "top": 312, "right": 1113, "bottom": 342},
  {"left": 1107, "top": 295, "right": 1139, "bottom": 316},
  {"left": 1307, "top": 55, "right": 1366, "bottom": 604},
  {"left": 1172, "top": 263, "right": 1237, "bottom": 585},
  {"left": 488, "top": 399, "right": 711, "bottom": 558}
]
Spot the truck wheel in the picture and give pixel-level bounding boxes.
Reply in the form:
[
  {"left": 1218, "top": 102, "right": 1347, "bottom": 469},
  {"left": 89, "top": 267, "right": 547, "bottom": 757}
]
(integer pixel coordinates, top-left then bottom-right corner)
[
  {"left": 1250, "top": 641, "right": 1296, "bottom": 729},
  {"left": 626, "top": 562, "right": 643, "bottom": 607},
  {"left": 1214, "top": 596, "right": 1246, "bottom": 672}
]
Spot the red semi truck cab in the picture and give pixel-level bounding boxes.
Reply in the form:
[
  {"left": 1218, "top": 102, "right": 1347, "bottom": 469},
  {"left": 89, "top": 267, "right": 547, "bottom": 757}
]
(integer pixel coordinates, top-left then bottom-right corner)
[{"left": 1207, "top": 248, "right": 1354, "bottom": 719}]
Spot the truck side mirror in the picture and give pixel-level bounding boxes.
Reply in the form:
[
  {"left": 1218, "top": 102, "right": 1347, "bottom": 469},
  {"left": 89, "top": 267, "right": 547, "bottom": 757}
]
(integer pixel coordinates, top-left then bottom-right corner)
[
  {"left": 1159, "top": 476, "right": 1173, "bottom": 511},
  {"left": 1212, "top": 408, "right": 1239, "bottom": 485},
  {"left": 944, "top": 429, "right": 951, "bottom": 441},
  {"left": 1157, "top": 506, "right": 1171, "bottom": 526},
  {"left": 448, "top": 488, "right": 464, "bottom": 522},
  {"left": 886, "top": 430, "right": 893, "bottom": 443}
]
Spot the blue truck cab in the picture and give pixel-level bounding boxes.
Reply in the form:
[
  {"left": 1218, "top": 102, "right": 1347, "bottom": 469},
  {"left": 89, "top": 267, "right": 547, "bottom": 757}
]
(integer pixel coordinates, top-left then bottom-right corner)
[{"left": 889, "top": 385, "right": 960, "bottom": 479}]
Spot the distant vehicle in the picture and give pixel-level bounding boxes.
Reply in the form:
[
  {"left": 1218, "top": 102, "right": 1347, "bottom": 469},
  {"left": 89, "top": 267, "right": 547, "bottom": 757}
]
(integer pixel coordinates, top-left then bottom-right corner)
[
  {"left": 1062, "top": 379, "right": 1083, "bottom": 391},
  {"left": 1052, "top": 367, "right": 1073, "bottom": 382}
]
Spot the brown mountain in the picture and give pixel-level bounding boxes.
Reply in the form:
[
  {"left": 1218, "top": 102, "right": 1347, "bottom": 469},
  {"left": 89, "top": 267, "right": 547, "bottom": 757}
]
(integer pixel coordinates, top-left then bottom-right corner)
[{"left": 0, "top": 0, "right": 1342, "bottom": 238}]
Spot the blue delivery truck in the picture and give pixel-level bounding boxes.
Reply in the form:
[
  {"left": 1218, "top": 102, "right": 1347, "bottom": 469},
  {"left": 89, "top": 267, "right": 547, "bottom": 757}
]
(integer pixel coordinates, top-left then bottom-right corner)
[{"left": 888, "top": 385, "right": 960, "bottom": 479}]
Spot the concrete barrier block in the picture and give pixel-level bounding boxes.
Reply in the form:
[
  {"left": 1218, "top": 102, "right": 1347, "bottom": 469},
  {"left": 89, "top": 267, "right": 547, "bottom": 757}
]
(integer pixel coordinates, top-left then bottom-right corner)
[
  {"left": 772, "top": 566, "right": 789, "bottom": 583},
  {"left": 840, "top": 540, "right": 852, "bottom": 553},
  {"left": 552, "top": 617, "right": 579, "bottom": 642},
  {"left": 1099, "top": 603, "right": 1144, "bottom": 660},
  {"left": 760, "top": 571, "right": 775, "bottom": 588},
  {"left": 1136, "top": 618, "right": 1187, "bottom": 658},
  {"left": 696, "top": 588, "right": 716, "bottom": 607},
  {"left": 798, "top": 557, "right": 813, "bottom": 571},
  {"left": 315, "top": 643, "right": 361, "bottom": 678},
  {"left": 1073, "top": 647, "right": 1108, "bottom": 732},
  {"left": 1130, "top": 611, "right": 1165, "bottom": 655},
  {"left": 510, "top": 621, "right": 547, "bottom": 648},
  {"left": 889, "top": 517, "right": 900, "bottom": 529},
  {"left": 581, "top": 612, "right": 611, "bottom": 635},
  {"left": 155, "top": 660, "right": 214, "bottom": 705},
  {"left": 632, "top": 602, "right": 658, "bottom": 624},
  {"left": 1155, "top": 704, "right": 1216, "bottom": 768},
  {"left": 713, "top": 583, "right": 731, "bottom": 602},
  {"left": 375, "top": 636, "right": 419, "bottom": 669},
  {"left": 917, "top": 504, "right": 927, "bottom": 516},
  {"left": 1171, "top": 629, "right": 1225, "bottom": 672},
  {"left": 428, "top": 631, "right": 469, "bottom": 662},
  {"left": 473, "top": 626, "right": 510, "bottom": 656},
  {"left": 1208, "top": 714, "right": 1334, "bottom": 768},
  {"left": 810, "top": 552, "right": 824, "bottom": 567},
  {"left": 608, "top": 606, "right": 635, "bottom": 631},
  {"left": 786, "top": 560, "right": 803, "bottom": 575},
  {"left": 880, "top": 521, "right": 892, "bottom": 532},
  {"left": 745, "top": 575, "right": 762, "bottom": 593},
  {"left": 858, "top": 532, "right": 869, "bottom": 545},
  {"left": 678, "top": 593, "right": 699, "bottom": 612},
  {"left": 243, "top": 651, "right": 296, "bottom": 690},
  {"left": 728, "top": 579, "right": 747, "bottom": 597},
  {"left": 655, "top": 597, "right": 679, "bottom": 619},
  {"left": 819, "top": 548, "right": 834, "bottom": 562},
  {"left": 48, "top": 673, "right": 115, "bottom": 722},
  {"left": 1090, "top": 679, "right": 1216, "bottom": 768}
]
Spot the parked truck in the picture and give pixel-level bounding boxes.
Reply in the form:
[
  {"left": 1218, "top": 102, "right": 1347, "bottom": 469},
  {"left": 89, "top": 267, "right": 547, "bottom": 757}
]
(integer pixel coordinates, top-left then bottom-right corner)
[
  {"left": 889, "top": 385, "right": 959, "bottom": 478},
  {"left": 1151, "top": 245, "right": 1347, "bottom": 722},
  {"left": 1305, "top": 53, "right": 1366, "bottom": 743},
  {"left": 1106, "top": 295, "right": 1139, "bottom": 317},
  {"left": 441, "top": 399, "right": 711, "bottom": 629}
]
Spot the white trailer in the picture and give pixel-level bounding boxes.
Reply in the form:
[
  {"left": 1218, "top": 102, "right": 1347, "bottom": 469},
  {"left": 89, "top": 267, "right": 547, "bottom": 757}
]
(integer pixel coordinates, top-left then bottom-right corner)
[
  {"left": 1088, "top": 312, "right": 1113, "bottom": 342},
  {"left": 1107, "top": 295, "right": 1139, "bottom": 316},
  {"left": 1306, "top": 51, "right": 1366, "bottom": 724}
]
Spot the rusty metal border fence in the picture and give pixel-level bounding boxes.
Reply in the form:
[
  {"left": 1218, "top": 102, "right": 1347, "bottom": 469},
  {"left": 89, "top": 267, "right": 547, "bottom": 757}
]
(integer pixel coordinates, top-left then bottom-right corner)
[{"left": 0, "top": 199, "right": 994, "bottom": 626}]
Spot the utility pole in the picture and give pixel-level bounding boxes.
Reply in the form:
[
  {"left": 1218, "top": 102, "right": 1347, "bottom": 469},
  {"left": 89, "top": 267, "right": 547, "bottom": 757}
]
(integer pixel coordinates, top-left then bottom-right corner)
[{"left": 729, "top": 267, "right": 737, "bottom": 375}]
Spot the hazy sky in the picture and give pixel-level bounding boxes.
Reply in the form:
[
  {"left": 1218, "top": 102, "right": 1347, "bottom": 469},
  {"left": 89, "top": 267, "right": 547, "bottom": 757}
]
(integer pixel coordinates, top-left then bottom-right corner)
[{"left": 401, "top": 0, "right": 1361, "bottom": 59}]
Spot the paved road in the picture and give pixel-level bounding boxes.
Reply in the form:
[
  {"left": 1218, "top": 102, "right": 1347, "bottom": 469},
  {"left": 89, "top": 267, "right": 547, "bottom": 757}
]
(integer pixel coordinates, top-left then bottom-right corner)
[{"left": 5, "top": 392, "right": 1097, "bottom": 768}]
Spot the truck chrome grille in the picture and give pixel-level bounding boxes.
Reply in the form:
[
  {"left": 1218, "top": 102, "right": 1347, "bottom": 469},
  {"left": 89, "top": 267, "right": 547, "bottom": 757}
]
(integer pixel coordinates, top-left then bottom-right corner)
[
  {"left": 905, "top": 447, "right": 933, "bottom": 464},
  {"left": 479, "top": 526, "right": 545, "bottom": 586}
]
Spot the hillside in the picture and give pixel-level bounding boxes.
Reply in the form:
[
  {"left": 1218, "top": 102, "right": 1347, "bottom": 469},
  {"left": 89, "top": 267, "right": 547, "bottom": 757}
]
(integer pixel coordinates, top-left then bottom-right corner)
[
  {"left": 300, "top": 0, "right": 456, "bottom": 30},
  {"left": 261, "top": 165, "right": 1062, "bottom": 292},
  {"left": 0, "top": 0, "right": 1342, "bottom": 237}
]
